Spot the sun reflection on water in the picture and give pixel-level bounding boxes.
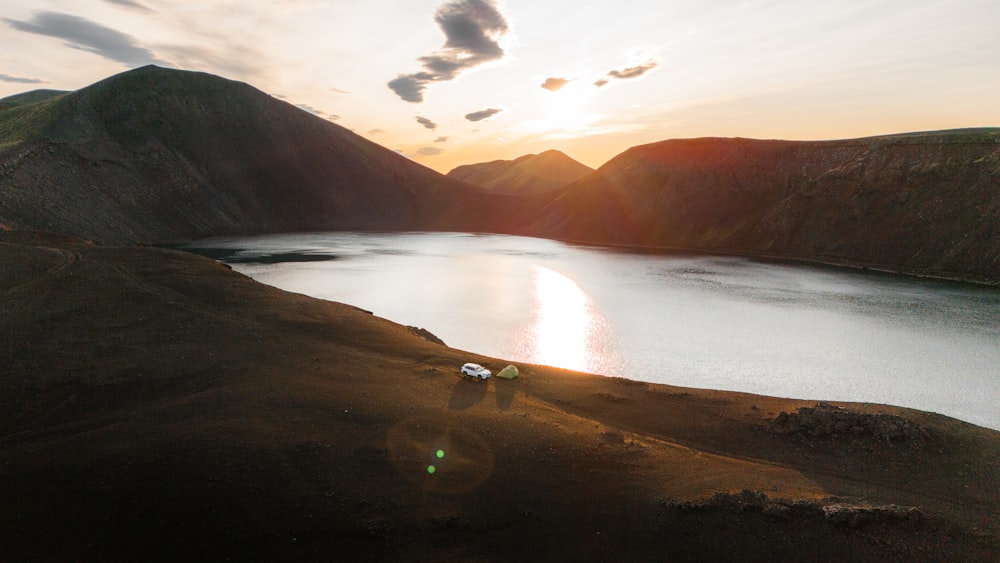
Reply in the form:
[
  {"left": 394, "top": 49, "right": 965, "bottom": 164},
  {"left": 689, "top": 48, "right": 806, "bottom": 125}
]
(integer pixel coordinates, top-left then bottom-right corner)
[{"left": 530, "top": 266, "right": 612, "bottom": 373}]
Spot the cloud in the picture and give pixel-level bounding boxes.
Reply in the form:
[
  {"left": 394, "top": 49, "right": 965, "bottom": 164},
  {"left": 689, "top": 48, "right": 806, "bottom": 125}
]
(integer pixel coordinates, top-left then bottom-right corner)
[
  {"left": 368, "top": 129, "right": 385, "bottom": 136},
  {"left": 157, "top": 42, "right": 260, "bottom": 78},
  {"left": 295, "top": 103, "right": 339, "bottom": 121},
  {"left": 595, "top": 61, "right": 658, "bottom": 87},
  {"left": 388, "top": 0, "right": 509, "bottom": 103},
  {"left": 416, "top": 116, "right": 438, "bottom": 130},
  {"left": 434, "top": 136, "right": 449, "bottom": 143},
  {"left": 464, "top": 107, "right": 503, "bottom": 122},
  {"left": 417, "top": 147, "right": 444, "bottom": 156},
  {"left": 102, "top": 0, "right": 153, "bottom": 13},
  {"left": 541, "top": 77, "right": 570, "bottom": 92},
  {"left": 4, "top": 11, "right": 165, "bottom": 67},
  {"left": 329, "top": 87, "right": 350, "bottom": 94},
  {"left": 609, "top": 62, "right": 658, "bottom": 79},
  {"left": 0, "top": 73, "right": 47, "bottom": 84}
]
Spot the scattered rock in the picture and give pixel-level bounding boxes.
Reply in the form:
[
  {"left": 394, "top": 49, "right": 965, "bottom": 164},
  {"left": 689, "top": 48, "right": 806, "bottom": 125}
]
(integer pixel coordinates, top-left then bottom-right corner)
[
  {"left": 768, "top": 403, "right": 930, "bottom": 444},
  {"left": 822, "top": 503, "right": 925, "bottom": 528},
  {"left": 407, "top": 326, "right": 445, "bottom": 346},
  {"left": 663, "top": 491, "right": 926, "bottom": 531}
]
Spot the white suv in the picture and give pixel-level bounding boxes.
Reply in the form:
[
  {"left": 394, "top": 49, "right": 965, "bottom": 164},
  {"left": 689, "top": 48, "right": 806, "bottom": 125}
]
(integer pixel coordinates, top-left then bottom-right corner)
[{"left": 461, "top": 363, "right": 491, "bottom": 380}]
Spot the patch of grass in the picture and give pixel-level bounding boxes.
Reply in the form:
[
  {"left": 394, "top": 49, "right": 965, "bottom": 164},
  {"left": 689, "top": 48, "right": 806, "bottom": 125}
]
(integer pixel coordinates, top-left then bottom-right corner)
[
  {"left": 0, "top": 89, "right": 67, "bottom": 110},
  {"left": 0, "top": 94, "right": 66, "bottom": 150}
]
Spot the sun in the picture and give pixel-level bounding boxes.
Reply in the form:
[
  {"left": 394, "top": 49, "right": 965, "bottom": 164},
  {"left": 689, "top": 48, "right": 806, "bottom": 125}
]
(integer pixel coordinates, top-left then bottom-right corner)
[{"left": 520, "top": 83, "right": 602, "bottom": 135}]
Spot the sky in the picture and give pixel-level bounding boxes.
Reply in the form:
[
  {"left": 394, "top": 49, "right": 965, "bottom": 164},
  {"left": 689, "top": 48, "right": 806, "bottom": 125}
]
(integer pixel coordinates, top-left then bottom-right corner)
[{"left": 1, "top": 0, "right": 998, "bottom": 173}]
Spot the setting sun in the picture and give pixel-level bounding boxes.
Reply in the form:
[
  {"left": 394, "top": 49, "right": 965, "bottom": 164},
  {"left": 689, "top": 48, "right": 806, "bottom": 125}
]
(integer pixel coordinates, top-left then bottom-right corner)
[
  {"left": 1, "top": 1, "right": 996, "bottom": 173},
  {"left": 518, "top": 82, "right": 603, "bottom": 137}
]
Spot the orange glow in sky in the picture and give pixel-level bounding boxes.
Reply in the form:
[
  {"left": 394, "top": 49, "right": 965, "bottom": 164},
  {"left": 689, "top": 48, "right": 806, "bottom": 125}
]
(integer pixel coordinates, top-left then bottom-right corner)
[{"left": 1, "top": 0, "right": 997, "bottom": 173}]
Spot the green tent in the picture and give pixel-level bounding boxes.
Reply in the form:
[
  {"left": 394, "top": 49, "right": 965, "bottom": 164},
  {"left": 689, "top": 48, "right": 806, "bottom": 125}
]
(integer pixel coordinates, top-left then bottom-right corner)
[{"left": 495, "top": 364, "right": 519, "bottom": 379}]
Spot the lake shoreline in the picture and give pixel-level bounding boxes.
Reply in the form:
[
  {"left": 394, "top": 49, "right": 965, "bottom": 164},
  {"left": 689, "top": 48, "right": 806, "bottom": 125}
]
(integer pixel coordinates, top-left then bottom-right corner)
[
  {"left": 182, "top": 231, "right": 1000, "bottom": 431},
  {"left": 2, "top": 232, "right": 997, "bottom": 560}
]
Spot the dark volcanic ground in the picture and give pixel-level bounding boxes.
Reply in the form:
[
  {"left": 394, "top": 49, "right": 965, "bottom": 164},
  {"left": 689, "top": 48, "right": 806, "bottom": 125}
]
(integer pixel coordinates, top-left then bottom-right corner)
[{"left": 1, "top": 232, "right": 997, "bottom": 561}]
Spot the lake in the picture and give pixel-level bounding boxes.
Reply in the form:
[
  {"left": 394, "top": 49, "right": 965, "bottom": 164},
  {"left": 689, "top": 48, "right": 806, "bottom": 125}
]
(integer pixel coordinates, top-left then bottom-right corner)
[{"left": 184, "top": 232, "right": 1000, "bottom": 430}]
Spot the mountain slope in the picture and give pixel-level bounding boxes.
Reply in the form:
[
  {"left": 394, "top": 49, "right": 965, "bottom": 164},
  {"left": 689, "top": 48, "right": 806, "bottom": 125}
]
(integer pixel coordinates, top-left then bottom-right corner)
[
  {"left": 533, "top": 131, "right": 1000, "bottom": 282},
  {"left": 0, "top": 66, "right": 528, "bottom": 243},
  {"left": 447, "top": 149, "right": 594, "bottom": 194},
  {"left": 0, "top": 89, "right": 67, "bottom": 111}
]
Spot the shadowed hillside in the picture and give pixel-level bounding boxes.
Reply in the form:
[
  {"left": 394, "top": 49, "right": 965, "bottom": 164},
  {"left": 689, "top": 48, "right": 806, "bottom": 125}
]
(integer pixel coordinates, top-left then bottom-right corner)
[
  {"left": 0, "top": 89, "right": 67, "bottom": 111},
  {"left": 447, "top": 149, "right": 594, "bottom": 194},
  {"left": 2, "top": 232, "right": 996, "bottom": 561},
  {"left": 2, "top": 66, "right": 998, "bottom": 282},
  {"left": 533, "top": 131, "right": 1000, "bottom": 282},
  {"left": 0, "top": 66, "right": 538, "bottom": 243}
]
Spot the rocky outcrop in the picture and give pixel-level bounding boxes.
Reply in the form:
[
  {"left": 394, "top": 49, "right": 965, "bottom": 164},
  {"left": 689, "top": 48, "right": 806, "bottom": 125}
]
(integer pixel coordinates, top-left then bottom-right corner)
[
  {"left": 447, "top": 149, "right": 593, "bottom": 194},
  {"left": 769, "top": 403, "right": 930, "bottom": 444},
  {"left": 533, "top": 130, "right": 1000, "bottom": 282}
]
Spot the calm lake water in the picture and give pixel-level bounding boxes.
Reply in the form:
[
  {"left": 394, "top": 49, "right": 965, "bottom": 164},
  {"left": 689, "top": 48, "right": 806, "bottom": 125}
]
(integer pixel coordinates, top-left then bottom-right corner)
[{"left": 185, "top": 232, "right": 1000, "bottom": 430}]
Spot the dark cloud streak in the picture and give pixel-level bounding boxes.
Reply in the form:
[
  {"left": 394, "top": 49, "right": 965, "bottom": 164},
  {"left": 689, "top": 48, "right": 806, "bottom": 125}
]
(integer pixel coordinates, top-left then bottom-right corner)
[
  {"left": 0, "top": 73, "right": 47, "bottom": 84},
  {"left": 388, "top": 0, "right": 509, "bottom": 103},
  {"left": 608, "top": 62, "right": 658, "bottom": 79},
  {"left": 4, "top": 11, "right": 165, "bottom": 67},
  {"left": 416, "top": 116, "right": 438, "bottom": 130},
  {"left": 102, "top": 0, "right": 153, "bottom": 13},
  {"left": 595, "top": 61, "right": 658, "bottom": 87},
  {"left": 464, "top": 108, "right": 503, "bottom": 122}
]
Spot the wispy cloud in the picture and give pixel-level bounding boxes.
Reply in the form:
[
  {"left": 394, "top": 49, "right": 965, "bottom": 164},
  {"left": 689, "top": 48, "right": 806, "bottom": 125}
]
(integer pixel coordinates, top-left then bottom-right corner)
[
  {"left": 417, "top": 146, "right": 444, "bottom": 156},
  {"left": 368, "top": 128, "right": 385, "bottom": 136},
  {"left": 102, "top": 0, "right": 153, "bottom": 13},
  {"left": 416, "top": 116, "right": 438, "bottom": 130},
  {"left": 541, "top": 77, "right": 570, "bottom": 92},
  {"left": 465, "top": 107, "right": 503, "bottom": 122},
  {"left": 594, "top": 61, "right": 658, "bottom": 87},
  {"left": 388, "top": 0, "right": 509, "bottom": 103},
  {"left": 0, "top": 73, "right": 47, "bottom": 84},
  {"left": 434, "top": 136, "right": 449, "bottom": 143},
  {"left": 296, "top": 103, "right": 339, "bottom": 121},
  {"left": 4, "top": 11, "right": 165, "bottom": 67},
  {"left": 329, "top": 87, "right": 350, "bottom": 94},
  {"left": 157, "top": 42, "right": 261, "bottom": 78}
]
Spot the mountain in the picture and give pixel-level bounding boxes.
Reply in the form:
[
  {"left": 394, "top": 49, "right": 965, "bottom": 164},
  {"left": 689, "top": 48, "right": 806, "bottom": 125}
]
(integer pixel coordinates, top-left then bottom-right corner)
[
  {"left": 0, "top": 89, "right": 67, "bottom": 110},
  {"left": 447, "top": 149, "right": 594, "bottom": 194},
  {"left": 2, "top": 66, "right": 998, "bottom": 282},
  {"left": 0, "top": 66, "right": 533, "bottom": 243},
  {"left": 533, "top": 130, "right": 1000, "bottom": 282}
]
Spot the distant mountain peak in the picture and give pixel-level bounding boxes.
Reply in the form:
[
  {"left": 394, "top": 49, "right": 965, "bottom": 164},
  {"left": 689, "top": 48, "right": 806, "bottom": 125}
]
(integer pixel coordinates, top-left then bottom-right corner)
[
  {"left": 447, "top": 150, "right": 594, "bottom": 194},
  {"left": 0, "top": 65, "right": 523, "bottom": 243}
]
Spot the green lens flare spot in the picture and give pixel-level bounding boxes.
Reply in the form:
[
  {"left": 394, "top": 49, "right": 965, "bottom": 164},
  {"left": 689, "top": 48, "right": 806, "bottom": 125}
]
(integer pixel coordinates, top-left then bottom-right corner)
[
  {"left": 427, "top": 465, "right": 436, "bottom": 474},
  {"left": 436, "top": 450, "right": 445, "bottom": 459}
]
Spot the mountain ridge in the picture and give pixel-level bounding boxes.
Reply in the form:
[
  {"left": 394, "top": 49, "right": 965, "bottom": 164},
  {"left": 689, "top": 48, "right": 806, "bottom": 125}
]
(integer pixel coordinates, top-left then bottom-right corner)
[
  {"left": 533, "top": 129, "right": 1000, "bottom": 282},
  {"left": 2, "top": 66, "right": 998, "bottom": 282},
  {"left": 446, "top": 149, "right": 593, "bottom": 194},
  {"left": 0, "top": 65, "right": 538, "bottom": 243}
]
